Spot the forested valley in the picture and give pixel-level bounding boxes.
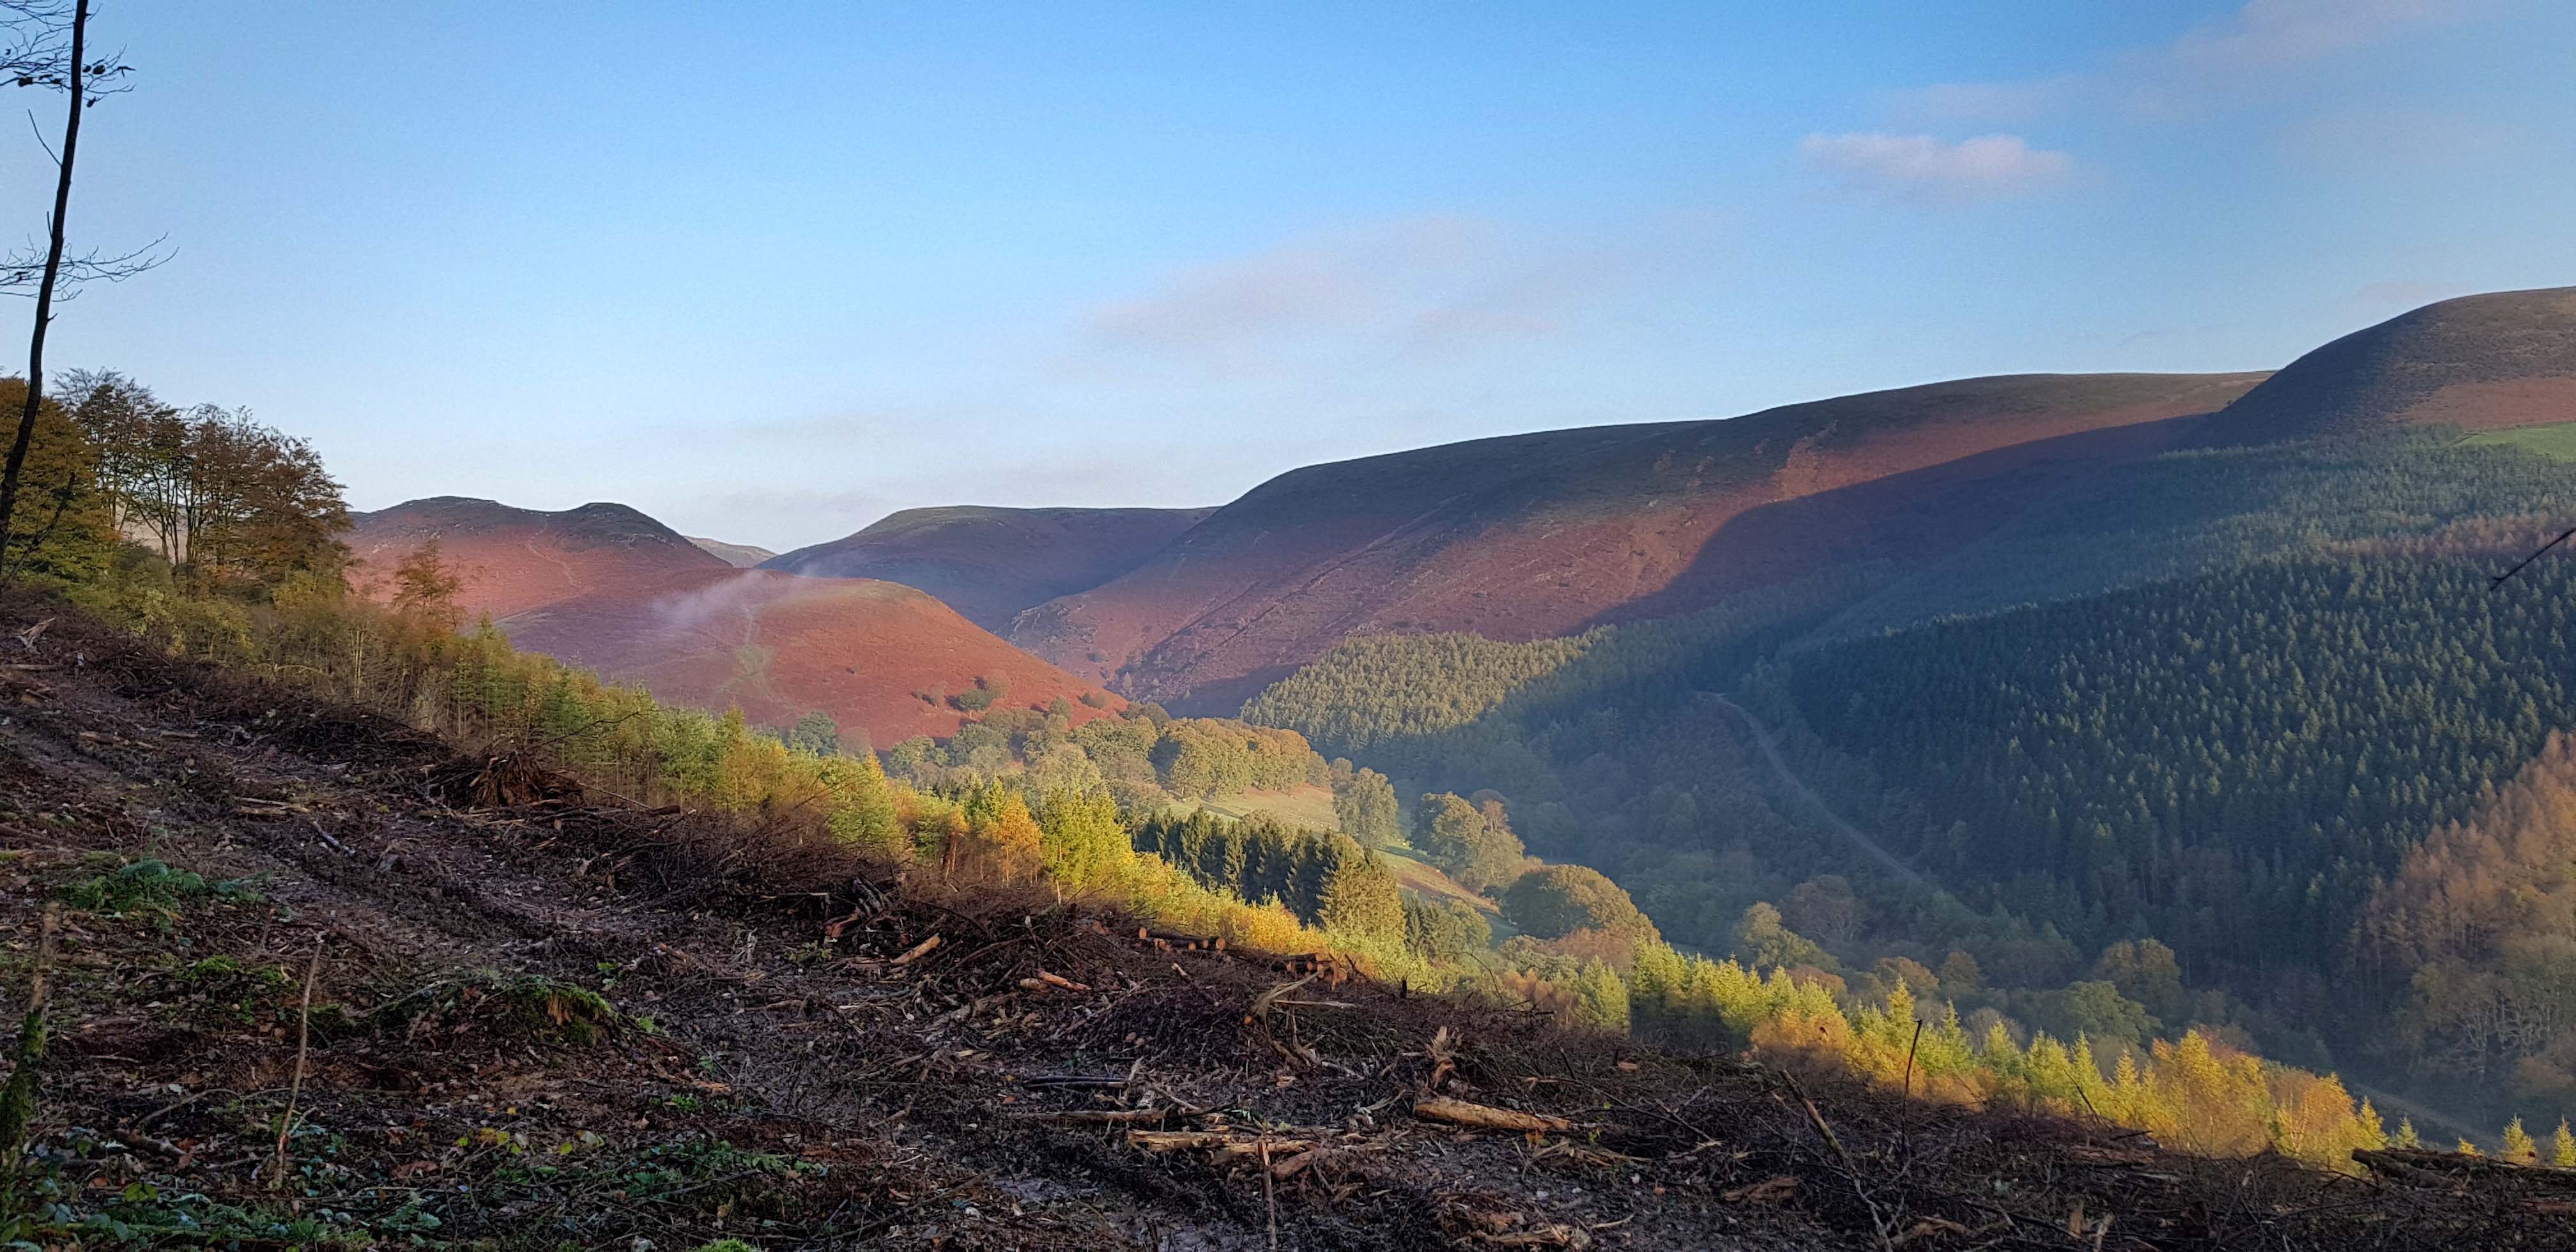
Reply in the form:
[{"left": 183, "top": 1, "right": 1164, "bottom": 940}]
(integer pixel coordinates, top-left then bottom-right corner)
[
  {"left": 1242, "top": 422, "right": 2576, "bottom": 1145},
  {"left": 0, "top": 360, "right": 2472, "bottom": 1180}
]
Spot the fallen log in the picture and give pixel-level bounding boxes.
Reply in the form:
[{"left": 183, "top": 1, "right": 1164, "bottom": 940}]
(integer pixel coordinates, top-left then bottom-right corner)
[
  {"left": 1126, "top": 1129, "right": 1318, "bottom": 1163},
  {"left": 1415, "top": 1096, "right": 1573, "bottom": 1134}
]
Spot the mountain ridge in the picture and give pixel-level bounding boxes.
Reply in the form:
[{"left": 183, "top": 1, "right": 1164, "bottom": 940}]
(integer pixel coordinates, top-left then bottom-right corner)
[
  {"left": 2207, "top": 286, "right": 2576, "bottom": 445},
  {"left": 763, "top": 504, "right": 1215, "bottom": 632},
  {"left": 1012, "top": 371, "right": 2267, "bottom": 709},
  {"left": 347, "top": 496, "right": 730, "bottom": 620}
]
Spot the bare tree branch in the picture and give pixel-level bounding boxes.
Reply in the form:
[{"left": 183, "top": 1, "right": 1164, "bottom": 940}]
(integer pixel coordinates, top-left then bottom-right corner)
[{"left": 0, "top": 234, "right": 167, "bottom": 297}]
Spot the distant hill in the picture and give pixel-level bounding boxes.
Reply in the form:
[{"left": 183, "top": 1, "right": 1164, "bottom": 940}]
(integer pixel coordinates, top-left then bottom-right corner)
[
  {"left": 2209, "top": 286, "right": 2576, "bottom": 445},
  {"left": 1012, "top": 372, "right": 2265, "bottom": 709},
  {"left": 762, "top": 505, "right": 1213, "bottom": 632},
  {"left": 689, "top": 536, "right": 777, "bottom": 568},
  {"left": 496, "top": 568, "right": 1122, "bottom": 745},
  {"left": 346, "top": 497, "right": 729, "bottom": 620}
]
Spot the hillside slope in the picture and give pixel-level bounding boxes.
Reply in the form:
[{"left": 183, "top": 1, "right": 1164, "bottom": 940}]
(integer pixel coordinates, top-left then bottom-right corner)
[
  {"left": 2209, "top": 286, "right": 2576, "bottom": 444},
  {"left": 1, "top": 599, "right": 2556, "bottom": 1250},
  {"left": 763, "top": 505, "right": 1214, "bottom": 632},
  {"left": 347, "top": 496, "right": 730, "bottom": 620},
  {"left": 689, "top": 535, "right": 777, "bottom": 567},
  {"left": 498, "top": 567, "right": 1120, "bottom": 744},
  {"left": 1015, "top": 372, "right": 2264, "bottom": 709}
]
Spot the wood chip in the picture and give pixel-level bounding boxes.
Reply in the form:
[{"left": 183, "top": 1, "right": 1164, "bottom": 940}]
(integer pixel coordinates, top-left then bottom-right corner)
[{"left": 888, "top": 935, "right": 942, "bottom": 966}]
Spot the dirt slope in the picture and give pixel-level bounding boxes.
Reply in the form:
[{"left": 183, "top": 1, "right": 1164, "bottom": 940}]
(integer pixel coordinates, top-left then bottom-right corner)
[
  {"left": 1014, "top": 372, "right": 2265, "bottom": 709},
  {"left": 763, "top": 506, "right": 1215, "bottom": 632},
  {"left": 346, "top": 496, "right": 731, "bottom": 620},
  {"left": 497, "top": 567, "right": 1121, "bottom": 743},
  {"left": 2209, "top": 286, "right": 2576, "bottom": 444},
  {"left": 1, "top": 600, "right": 2557, "bottom": 1249}
]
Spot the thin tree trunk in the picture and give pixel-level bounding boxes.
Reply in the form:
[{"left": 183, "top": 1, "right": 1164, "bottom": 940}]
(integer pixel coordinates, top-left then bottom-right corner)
[
  {"left": 0, "top": 903, "right": 63, "bottom": 1200},
  {"left": 0, "top": 0, "right": 88, "bottom": 564}
]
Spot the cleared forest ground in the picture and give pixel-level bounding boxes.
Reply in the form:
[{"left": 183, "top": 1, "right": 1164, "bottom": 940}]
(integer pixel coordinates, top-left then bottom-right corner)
[{"left": 1, "top": 598, "right": 2570, "bottom": 1249}]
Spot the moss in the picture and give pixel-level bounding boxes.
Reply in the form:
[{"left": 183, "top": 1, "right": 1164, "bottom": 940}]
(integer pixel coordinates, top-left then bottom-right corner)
[
  {"left": 56, "top": 857, "right": 260, "bottom": 916},
  {"left": 172, "top": 956, "right": 300, "bottom": 1027}
]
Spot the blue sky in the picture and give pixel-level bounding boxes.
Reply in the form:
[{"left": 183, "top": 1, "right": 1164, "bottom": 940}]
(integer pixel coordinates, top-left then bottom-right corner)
[{"left": 6, "top": 1, "right": 2573, "bottom": 549}]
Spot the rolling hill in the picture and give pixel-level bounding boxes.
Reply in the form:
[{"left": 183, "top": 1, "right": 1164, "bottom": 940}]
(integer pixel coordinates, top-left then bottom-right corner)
[
  {"left": 761, "top": 505, "right": 1213, "bottom": 632},
  {"left": 1011, "top": 372, "right": 2266, "bottom": 710},
  {"left": 689, "top": 535, "right": 778, "bottom": 567},
  {"left": 348, "top": 498, "right": 1120, "bottom": 743},
  {"left": 346, "top": 497, "right": 731, "bottom": 620},
  {"left": 496, "top": 567, "right": 1122, "bottom": 744},
  {"left": 2208, "top": 286, "right": 2576, "bottom": 445}
]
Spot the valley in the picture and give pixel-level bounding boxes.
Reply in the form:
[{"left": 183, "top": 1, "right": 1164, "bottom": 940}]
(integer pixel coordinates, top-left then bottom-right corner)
[
  {"left": 12, "top": 4, "right": 2576, "bottom": 1244},
  {"left": 324, "top": 289, "right": 2576, "bottom": 1155}
]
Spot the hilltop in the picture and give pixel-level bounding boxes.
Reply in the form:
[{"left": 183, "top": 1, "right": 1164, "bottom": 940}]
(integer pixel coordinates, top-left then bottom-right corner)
[
  {"left": 348, "top": 499, "right": 1120, "bottom": 744},
  {"left": 1013, "top": 372, "right": 2264, "bottom": 709},
  {"left": 347, "top": 497, "right": 730, "bottom": 620},
  {"left": 2208, "top": 286, "right": 2576, "bottom": 444},
  {"left": 764, "top": 505, "right": 1213, "bottom": 632},
  {"left": 497, "top": 567, "right": 1123, "bottom": 744}
]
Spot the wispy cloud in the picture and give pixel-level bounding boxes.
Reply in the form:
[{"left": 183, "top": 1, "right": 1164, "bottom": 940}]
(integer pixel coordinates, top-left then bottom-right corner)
[
  {"left": 1798, "top": 132, "right": 2074, "bottom": 204},
  {"left": 1901, "top": 0, "right": 2470, "bottom": 123},
  {"left": 2274, "top": 106, "right": 2511, "bottom": 172},
  {"left": 2165, "top": 0, "right": 2458, "bottom": 75},
  {"left": 1069, "top": 215, "right": 1660, "bottom": 378}
]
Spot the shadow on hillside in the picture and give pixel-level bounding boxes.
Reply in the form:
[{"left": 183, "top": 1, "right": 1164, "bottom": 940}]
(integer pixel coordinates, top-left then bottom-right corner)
[{"left": 1585, "top": 411, "right": 2218, "bottom": 631}]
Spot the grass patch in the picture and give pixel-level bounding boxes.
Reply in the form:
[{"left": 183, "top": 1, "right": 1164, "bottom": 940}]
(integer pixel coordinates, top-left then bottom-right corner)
[
  {"left": 2465, "top": 420, "right": 2576, "bottom": 461},
  {"left": 1186, "top": 785, "right": 1342, "bottom": 832}
]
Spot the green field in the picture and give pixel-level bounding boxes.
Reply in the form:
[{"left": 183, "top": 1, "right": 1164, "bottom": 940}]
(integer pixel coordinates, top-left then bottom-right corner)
[
  {"left": 1187, "top": 785, "right": 1342, "bottom": 831},
  {"left": 2465, "top": 420, "right": 2576, "bottom": 461}
]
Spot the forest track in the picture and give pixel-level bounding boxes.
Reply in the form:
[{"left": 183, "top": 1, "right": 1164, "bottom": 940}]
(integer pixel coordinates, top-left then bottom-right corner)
[{"left": 1701, "top": 691, "right": 1938, "bottom": 894}]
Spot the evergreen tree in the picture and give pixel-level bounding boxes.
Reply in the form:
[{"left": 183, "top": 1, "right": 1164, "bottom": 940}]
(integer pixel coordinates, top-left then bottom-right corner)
[
  {"left": 1036, "top": 790, "right": 1128, "bottom": 894},
  {"left": 1572, "top": 959, "right": 1630, "bottom": 1034},
  {"left": 2502, "top": 1117, "right": 2538, "bottom": 1164},
  {"left": 1317, "top": 846, "right": 1405, "bottom": 943},
  {"left": 1402, "top": 896, "right": 1493, "bottom": 962}
]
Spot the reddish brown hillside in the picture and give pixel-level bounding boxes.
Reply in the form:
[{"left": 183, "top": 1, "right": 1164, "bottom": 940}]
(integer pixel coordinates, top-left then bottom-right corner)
[
  {"left": 2209, "top": 286, "right": 2576, "bottom": 444},
  {"left": 762, "top": 505, "right": 1213, "bottom": 631},
  {"left": 347, "top": 496, "right": 730, "bottom": 620},
  {"left": 498, "top": 567, "right": 1123, "bottom": 743},
  {"left": 1011, "top": 372, "right": 2266, "bottom": 709}
]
